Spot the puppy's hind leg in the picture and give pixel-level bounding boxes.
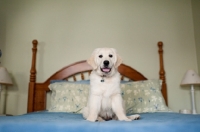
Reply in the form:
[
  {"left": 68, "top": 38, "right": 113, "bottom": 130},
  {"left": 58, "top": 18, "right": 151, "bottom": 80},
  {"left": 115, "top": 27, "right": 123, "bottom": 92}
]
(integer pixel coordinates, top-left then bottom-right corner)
[{"left": 97, "top": 116, "right": 105, "bottom": 122}]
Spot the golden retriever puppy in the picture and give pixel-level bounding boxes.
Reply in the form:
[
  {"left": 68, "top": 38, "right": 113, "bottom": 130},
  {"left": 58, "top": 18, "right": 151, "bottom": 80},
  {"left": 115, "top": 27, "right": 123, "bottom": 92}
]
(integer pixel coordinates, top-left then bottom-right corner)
[{"left": 82, "top": 48, "right": 140, "bottom": 122}]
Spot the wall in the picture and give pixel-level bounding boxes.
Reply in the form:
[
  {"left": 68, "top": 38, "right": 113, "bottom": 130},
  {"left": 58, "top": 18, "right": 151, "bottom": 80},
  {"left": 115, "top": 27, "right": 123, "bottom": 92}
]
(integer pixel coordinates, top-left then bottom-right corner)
[
  {"left": 0, "top": 0, "right": 5, "bottom": 55},
  {"left": 0, "top": 0, "right": 6, "bottom": 114},
  {"left": 0, "top": 0, "right": 199, "bottom": 115},
  {"left": 192, "top": 0, "right": 200, "bottom": 72}
]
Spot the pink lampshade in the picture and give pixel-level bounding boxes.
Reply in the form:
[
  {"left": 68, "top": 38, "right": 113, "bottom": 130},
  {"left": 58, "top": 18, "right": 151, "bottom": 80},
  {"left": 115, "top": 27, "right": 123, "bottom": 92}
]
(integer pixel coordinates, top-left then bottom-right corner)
[
  {"left": 181, "top": 69, "right": 200, "bottom": 85},
  {"left": 0, "top": 67, "right": 13, "bottom": 85}
]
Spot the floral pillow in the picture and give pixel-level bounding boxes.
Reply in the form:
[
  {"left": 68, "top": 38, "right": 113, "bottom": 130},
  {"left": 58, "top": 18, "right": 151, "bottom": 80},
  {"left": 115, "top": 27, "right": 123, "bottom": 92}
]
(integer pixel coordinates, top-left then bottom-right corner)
[
  {"left": 121, "top": 79, "right": 171, "bottom": 114},
  {"left": 48, "top": 82, "right": 89, "bottom": 113},
  {"left": 48, "top": 79, "right": 170, "bottom": 114}
]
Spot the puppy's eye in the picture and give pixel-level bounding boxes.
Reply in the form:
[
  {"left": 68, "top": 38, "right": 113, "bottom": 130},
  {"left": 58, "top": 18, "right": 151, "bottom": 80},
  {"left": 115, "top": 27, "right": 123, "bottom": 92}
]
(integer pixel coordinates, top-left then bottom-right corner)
[
  {"left": 99, "top": 55, "right": 103, "bottom": 58},
  {"left": 109, "top": 54, "right": 113, "bottom": 58}
]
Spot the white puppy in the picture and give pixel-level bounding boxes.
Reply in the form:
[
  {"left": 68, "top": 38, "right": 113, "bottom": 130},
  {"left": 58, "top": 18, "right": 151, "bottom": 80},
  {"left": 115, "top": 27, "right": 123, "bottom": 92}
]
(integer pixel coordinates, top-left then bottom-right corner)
[{"left": 82, "top": 48, "right": 140, "bottom": 122}]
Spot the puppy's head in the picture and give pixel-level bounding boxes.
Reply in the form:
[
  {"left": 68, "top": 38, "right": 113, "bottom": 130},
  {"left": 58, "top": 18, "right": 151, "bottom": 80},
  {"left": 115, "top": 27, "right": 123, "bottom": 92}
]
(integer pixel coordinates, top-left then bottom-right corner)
[{"left": 87, "top": 48, "right": 122, "bottom": 76}]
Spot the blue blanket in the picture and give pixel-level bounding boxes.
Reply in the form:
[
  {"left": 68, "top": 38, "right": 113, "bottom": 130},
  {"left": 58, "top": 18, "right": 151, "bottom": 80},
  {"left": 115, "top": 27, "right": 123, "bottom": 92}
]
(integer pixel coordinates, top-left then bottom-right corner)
[{"left": 0, "top": 112, "right": 200, "bottom": 132}]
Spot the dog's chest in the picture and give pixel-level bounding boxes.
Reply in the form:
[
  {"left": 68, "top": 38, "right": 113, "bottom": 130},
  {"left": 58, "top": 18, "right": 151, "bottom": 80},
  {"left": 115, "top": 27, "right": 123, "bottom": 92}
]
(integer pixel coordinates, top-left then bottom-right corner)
[
  {"left": 90, "top": 73, "right": 120, "bottom": 95},
  {"left": 101, "top": 96, "right": 112, "bottom": 109},
  {"left": 99, "top": 80, "right": 119, "bottom": 97}
]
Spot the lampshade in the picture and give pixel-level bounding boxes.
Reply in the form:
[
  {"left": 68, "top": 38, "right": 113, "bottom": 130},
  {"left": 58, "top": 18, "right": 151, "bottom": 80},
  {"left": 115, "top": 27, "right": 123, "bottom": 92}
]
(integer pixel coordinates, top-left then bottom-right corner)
[
  {"left": 181, "top": 69, "right": 200, "bottom": 85},
  {"left": 0, "top": 67, "right": 13, "bottom": 85}
]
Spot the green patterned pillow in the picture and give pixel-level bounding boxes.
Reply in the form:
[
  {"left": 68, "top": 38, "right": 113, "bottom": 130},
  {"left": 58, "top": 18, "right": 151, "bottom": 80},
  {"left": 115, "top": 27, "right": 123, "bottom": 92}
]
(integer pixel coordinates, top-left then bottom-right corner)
[
  {"left": 48, "top": 82, "right": 89, "bottom": 113},
  {"left": 48, "top": 79, "right": 170, "bottom": 114},
  {"left": 121, "top": 79, "right": 170, "bottom": 114}
]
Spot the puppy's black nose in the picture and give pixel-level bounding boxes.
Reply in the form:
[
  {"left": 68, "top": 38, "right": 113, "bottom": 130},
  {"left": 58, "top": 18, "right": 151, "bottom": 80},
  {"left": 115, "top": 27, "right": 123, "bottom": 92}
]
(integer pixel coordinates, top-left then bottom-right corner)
[{"left": 104, "top": 60, "right": 109, "bottom": 67}]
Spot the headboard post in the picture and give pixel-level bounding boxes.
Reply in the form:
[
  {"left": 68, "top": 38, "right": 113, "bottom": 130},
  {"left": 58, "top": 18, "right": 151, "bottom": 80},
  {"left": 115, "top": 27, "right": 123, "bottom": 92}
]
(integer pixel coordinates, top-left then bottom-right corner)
[
  {"left": 158, "top": 41, "right": 168, "bottom": 105},
  {"left": 27, "top": 40, "right": 38, "bottom": 113}
]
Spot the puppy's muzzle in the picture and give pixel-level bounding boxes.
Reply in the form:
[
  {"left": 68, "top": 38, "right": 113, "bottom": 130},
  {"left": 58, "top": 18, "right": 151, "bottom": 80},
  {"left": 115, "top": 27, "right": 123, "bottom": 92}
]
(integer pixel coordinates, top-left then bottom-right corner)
[{"left": 101, "top": 60, "right": 111, "bottom": 73}]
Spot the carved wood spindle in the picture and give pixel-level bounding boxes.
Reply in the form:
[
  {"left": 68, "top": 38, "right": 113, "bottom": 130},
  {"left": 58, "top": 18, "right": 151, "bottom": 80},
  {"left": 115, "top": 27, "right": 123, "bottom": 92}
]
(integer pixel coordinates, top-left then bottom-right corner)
[
  {"left": 121, "top": 76, "right": 124, "bottom": 80},
  {"left": 88, "top": 71, "right": 91, "bottom": 75},
  {"left": 158, "top": 41, "right": 168, "bottom": 105},
  {"left": 81, "top": 73, "right": 84, "bottom": 80},
  {"left": 73, "top": 75, "right": 77, "bottom": 81}
]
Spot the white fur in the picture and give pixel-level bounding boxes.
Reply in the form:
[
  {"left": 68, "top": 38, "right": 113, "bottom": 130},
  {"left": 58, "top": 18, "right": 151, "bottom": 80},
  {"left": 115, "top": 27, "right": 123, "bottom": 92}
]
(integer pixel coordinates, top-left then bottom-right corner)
[{"left": 82, "top": 48, "right": 140, "bottom": 122}]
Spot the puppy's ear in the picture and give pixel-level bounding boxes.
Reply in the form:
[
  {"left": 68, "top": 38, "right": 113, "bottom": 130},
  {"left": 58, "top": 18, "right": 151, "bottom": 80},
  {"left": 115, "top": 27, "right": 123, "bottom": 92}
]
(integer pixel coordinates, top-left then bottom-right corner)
[
  {"left": 111, "top": 48, "right": 122, "bottom": 68},
  {"left": 115, "top": 54, "right": 122, "bottom": 68},
  {"left": 87, "top": 55, "right": 97, "bottom": 70},
  {"left": 87, "top": 49, "right": 99, "bottom": 70}
]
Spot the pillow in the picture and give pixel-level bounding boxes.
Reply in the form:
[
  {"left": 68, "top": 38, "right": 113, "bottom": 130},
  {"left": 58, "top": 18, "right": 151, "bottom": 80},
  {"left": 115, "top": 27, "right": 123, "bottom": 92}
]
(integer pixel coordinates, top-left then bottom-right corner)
[
  {"left": 48, "top": 80, "right": 132, "bottom": 113},
  {"left": 48, "top": 82, "right": 89, "bottom": 113},
  {"left": 121, "top": 79, "right": 171, "bottom": 114},
  {"left": 48, "top": 79, "right": 170, "bottom": 114}
]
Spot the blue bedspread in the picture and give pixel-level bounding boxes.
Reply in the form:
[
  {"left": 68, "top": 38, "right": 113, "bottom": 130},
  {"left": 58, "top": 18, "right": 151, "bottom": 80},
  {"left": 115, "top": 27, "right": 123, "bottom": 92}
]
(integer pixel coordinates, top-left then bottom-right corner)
[{"left": 0, "top": 112, "right": 200, "bottom": 132}]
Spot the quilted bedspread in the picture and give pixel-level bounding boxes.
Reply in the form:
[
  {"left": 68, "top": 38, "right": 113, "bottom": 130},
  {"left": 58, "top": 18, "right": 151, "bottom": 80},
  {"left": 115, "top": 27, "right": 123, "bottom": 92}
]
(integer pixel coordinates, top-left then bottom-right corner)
[{"left": 0, "top": 111, "right": 200, "bottom": 132}]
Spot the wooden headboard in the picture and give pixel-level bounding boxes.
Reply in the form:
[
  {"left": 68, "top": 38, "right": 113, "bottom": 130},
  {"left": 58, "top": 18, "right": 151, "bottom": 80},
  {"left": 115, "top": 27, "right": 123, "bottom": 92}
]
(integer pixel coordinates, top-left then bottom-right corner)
[{"left": 27, "top": 40, "right": 167, "bottom": 113}]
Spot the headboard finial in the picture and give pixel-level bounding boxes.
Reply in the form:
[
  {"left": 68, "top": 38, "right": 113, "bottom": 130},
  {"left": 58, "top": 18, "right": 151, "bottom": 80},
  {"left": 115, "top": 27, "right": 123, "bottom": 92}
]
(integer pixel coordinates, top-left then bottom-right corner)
[
  {"left": 158, "top": 41, "right": 163, "bottom": 47},
  {"left": 32, "top": 39, "right": 38, "bottom": 46}
]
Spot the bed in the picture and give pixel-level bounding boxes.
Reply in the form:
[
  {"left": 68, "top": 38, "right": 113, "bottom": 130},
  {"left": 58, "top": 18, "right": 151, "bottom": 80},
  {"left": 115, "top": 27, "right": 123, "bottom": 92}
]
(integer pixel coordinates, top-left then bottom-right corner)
[{"left": 1, "top": 40, "right": 200, "bottom": 132}]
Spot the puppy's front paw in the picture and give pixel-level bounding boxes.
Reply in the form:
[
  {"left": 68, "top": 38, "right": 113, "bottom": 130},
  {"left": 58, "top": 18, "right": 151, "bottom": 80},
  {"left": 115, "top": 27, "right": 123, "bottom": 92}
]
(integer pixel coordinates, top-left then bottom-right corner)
[
  {"left": 118, "top": 117, "right": 132, "bottom": 121},
  {"left": 128, "top": 114, "right": 140, "bottom": 120},
  {"left": 86, "top": 117, "right": 96, "bottom": 122},
  {"left": 124, "top": 118, "right": 132, "bottom": 121}
]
